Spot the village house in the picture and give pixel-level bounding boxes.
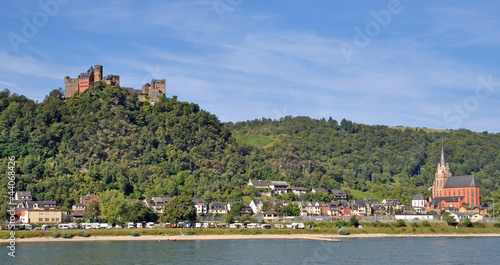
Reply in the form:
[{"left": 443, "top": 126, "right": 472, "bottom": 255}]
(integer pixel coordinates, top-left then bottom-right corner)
[
  {"left": 291, "top": 187, "right": 307, "bottom": 197},
  {"left": 269, "top": 181, "right": 289, "bottom": 194},
  {"left": 331, "top": 189, "right": 347, "bottom": 200},
  {"left": 193, "top": 198, "right": 207, "bottom": 215},
  {"left": 80, "top": 193, "right": 100, "bottom": 207},
  {"left": 20, "top": 209, "right": 71, "bottom": 224},
  {"left": 412, "top": 194, "right": 426, "bottom": 214},
  {"left": 311, "top": 188, "right": 328, "bottom": 194},
  {"left": 208, "top": 202, "right": 227, "bottom": 214},
  {"left": 262, "top": 210, "right": 286, "bottom": 222},
  {"left": 249, "top": 199, "right": 264, "bottom": 214},
  {"left": 15, "top": 191, "right": 33, "bottom": 201},
  {"left": 247, "top": 179, "right": 268, "bottom": 189}
]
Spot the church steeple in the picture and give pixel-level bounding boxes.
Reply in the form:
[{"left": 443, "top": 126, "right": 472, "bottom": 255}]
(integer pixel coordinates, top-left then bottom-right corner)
[{"left": 436, "top": 143, "right": 451, "bottom": 178}]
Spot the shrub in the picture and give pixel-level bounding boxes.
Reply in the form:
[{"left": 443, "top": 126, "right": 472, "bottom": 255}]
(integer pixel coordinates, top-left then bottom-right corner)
[
  {"left": 411, "top": 222, "right": 419, "bottom": 228},
  {"left": 184, "top": 231, "right": 195, "bottom": 235},
  {"left": 61, "top": 231, "right": 73, "bottom": 239},
  {"left": 18, "top": 234, "right": 25, "bottom": 239},
  {"left": 394, "top": 220, "right": 406, "bottom": 227},
  {"left": 51, "top": 231, "right": 60, "bottom": 238},
  {"left": 429, "top": 227, "right": 435, "bottom": 233},
  {"left": 473, "top": 222, "right": 486, "bottom": 228},
  {"left": 338, "top": 227, "right": 349, "bottom": 235},
  {"left": 371, "top": 221, "right": 380, "bottom": 227},
  {"left": 349, "top": 216, "right": 359, "bottom": 227},
  {"left": 333, "top": 220, "right": 348, "bottom": 227},
  {"left": 131, "top": 231, "right": 140, "bottom": 237},
  {"left": 446, "top": 216, "right": 458, "bottom": 226},
  {"left": 494, "top": 223, "right": 500, "bottom": 228},
  {"left": 463, "top": 218, "right": 473, "bottom": 227},
  {"left": 78, "top": 231, "right": 90, "bottom": 237},
  {"left": 422, "top": 221, "right": 431, "bottom": 227}
]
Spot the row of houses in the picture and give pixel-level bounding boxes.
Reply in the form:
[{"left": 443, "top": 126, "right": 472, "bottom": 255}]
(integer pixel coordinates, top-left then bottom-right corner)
[{"left": 248, "top": 179, "right": 348, "bottom": 199}]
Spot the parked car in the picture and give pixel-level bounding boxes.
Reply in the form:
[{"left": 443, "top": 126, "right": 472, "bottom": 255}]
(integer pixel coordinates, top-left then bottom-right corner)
[
  {"left": 115, "top": 225, "right": 123, "bottom": 229},
  {"left": 261, "top": 224, "right": 272, "bottom": 229},
  {"left": 126, "top": 223, "right": 135, "bottom": 229},
  {"left": 246, "top": 223, "right": 260, "bottom": 229},
  {"left": 57, "top": 224, "right": 69, "bottom": 230},
  {"left": 145, "top": 222, "right": 155, "bottom": 229},
  {"left": 136, "top": 223, "right": 143, "bottom": 229},
  {"left": 41, "top": 225, "right": 53, "bottom": 230}
]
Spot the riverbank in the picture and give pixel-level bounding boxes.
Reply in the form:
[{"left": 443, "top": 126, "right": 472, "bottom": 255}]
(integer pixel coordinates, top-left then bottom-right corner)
[{"left": 4, "top": 232, "right": 500, "bottom": 243}]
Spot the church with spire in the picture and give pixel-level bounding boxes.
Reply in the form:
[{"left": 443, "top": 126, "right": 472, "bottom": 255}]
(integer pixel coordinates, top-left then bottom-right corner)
[{"left": 426, "top": 145, "right": 481, "bottom": 212}]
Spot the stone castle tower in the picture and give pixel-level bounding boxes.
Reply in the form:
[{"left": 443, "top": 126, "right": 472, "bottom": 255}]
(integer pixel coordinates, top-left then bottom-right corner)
[
  {"left": 432, "top": 144, "right": 452, "bottom": 198},
  {"left": 94, "top": 65, "right": 103, "bottom": 82}
]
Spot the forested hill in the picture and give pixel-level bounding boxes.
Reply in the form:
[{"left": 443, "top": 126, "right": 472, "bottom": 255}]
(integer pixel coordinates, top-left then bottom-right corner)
[
  {"left": 225, "top": 117, "right": 500, "bottom": 202},
  {"left": 1, "top": 86, "right": 499, "bottom": 209}
]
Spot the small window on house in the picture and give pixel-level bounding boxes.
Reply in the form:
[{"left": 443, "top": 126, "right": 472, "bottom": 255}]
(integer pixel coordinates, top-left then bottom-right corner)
[
  {"left": 39, "top": 218, "right": 43, "bottom": 221},
  {"left": 51, "top": 218, "right": 54, "bottom": 221},
  {"left": 45, "top": 218, "right": 49, "bottom": 221}
]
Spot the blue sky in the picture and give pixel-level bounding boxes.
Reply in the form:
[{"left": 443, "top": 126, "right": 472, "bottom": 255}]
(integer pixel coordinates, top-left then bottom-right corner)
[{"left": 1, "top": 0, "right": 500, "bottom": 132}]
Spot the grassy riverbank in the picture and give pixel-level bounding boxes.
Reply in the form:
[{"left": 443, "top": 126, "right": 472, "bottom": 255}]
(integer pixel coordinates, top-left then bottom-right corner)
[{"left": 2, "top": 221, "right": 500, "bottom": 240}]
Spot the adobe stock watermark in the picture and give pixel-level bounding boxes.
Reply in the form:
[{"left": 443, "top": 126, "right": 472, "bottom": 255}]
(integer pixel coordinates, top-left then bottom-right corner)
[
  {"left": 6, "top": 156, "right": 17, "bottom": 258},
  {"left": 443, "top": 74, "right": 499, "bottom": 128},
  {"left": 141, "top": 64, "right": 163, "bottom": 85},
  {"left": 272, "top": 106, "right": 290, "bottom": 121},
  {"left": 213, "top": 0, "right": 244, "bottom": 22},
  {"left": 302, "top": 240, "right": 336, "bottom": 264},
  {"left": 7, "top": 0, "right": 70, "bottom": 53},
  {"left": 339, "top": 0, "right": 404, "bottom": 63}
]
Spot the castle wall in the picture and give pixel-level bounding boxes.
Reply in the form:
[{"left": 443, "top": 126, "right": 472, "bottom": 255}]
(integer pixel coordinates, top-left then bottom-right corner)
[{"left": 64, "top": 76, "right": 79, "bottom": 98}]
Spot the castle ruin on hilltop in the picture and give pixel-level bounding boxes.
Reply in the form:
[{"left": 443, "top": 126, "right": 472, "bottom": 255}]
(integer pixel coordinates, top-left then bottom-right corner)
[{"left": 64, "top": 65, "right": 166, "bottom": 104}]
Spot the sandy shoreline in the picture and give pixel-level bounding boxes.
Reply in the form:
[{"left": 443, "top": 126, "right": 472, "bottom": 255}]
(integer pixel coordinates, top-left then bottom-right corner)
[{"left": 4, "top": 233, "right": 500, "bottom": 243}]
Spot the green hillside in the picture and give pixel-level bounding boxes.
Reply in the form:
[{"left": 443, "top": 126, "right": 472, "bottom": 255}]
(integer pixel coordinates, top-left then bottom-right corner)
[{"left": 1, "top": 87, "right": 500, "bottom": 214}]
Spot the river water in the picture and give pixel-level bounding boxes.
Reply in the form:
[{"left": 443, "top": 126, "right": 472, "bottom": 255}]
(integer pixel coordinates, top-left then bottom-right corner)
[{"left": 3, "top": 237, "right": 499, "bottom": 265}]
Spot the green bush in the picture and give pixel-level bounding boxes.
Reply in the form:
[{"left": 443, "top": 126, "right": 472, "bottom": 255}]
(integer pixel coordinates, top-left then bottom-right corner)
[
  {"left": 463, "top": 218, "right": 473, "bottom": 227},
  {"left": 349, "top": 216, "right": 359, "bottom": 227},
  {"left": 131, "top": 231, "right": 140, "bottom": 237},
  {"left": 61, "top": 231, "right": 73, "bottom": 239},
  {"left": 446, "top": 216, "right": 458, "bottom": 226},
  {"left": 494, "top": 223, "right": 500, "bottom": 228},
  {"left": 338, "top": 227, "right": 349, "bottom": 235},
  {"left": 184, "top": 231, "right": 195, "bottom": 235},
  {"left": 411, "top": 222, "right": 419, "bottom": 228},
  {"left": 77, "top": 231, "right": 90, "bottom": 237},
  {"left": 333, "top": 220, "right": 348, "bottom": 227},
  {"left": 18, "top": 234, "right": 25, "bottom": 239},
  {"left": 422, "top": 221, "right": 431, "bottom": 227},
  {"left": 51, "top": 231, "right": 60, "bottom": 238},
  {"left": 473, "top": 222, "right": 486, "bottom": 228},
  {"left": 394, "top": 220, "right": 406, "bottom": 227}
]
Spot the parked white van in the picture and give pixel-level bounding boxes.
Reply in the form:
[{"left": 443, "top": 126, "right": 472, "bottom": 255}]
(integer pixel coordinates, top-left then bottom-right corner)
[
  {"left": 136, "top": 223, "right": 143, "bottom": 229},
  {"left": 145, "top": 222, "right": 155, "bottom": 229},
  {"left": 126, "top": 223, "right": 135, "bottom": 229},
  {"left": 246, "top": 223, "right": 260, "bottom": 229}
]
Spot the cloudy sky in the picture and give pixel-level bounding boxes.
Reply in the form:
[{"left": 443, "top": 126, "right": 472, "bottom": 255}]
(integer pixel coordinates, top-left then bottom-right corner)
[{"left": 1, "top": 0, "right": 500, "bottom": 132}]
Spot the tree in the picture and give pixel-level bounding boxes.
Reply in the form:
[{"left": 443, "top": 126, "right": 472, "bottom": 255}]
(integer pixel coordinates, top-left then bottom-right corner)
[
  {"left": 125, "top": 201, "right": 158, "bottom": 223},
  {"left": 225, "top": 214, "right": 234, "bottom": 224},
  {"left": 463, "top": 217, "right": 473, "bottom": 227},
  {"left": 84, "top": 201, "right": 100, "bottom": 222},
  {"left": 446, "top": 215, "right": 458, "bottom": 226},
  {"left": 99, "top": 190, "right": 128, "bottom": 225},
  {"left": 280, "top": 203, "right": 300, "bottom": 216},
  {"left": 161, "top": 195, "right": 196, "bottom": 223},
  {"left": 349, "top": 216, "right": 359, "bottom": 227},
  {"left": 395, "top": 219, "right": 406, "bottom": 227},
  {"left": 229, "top": 202, "right": 246, "bottom": 217}
]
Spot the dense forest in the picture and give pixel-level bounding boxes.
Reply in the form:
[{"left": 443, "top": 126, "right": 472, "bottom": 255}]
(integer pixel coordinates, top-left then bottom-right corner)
[{"left": 1, "top": 85, "right": 499, "bottom": 211}]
